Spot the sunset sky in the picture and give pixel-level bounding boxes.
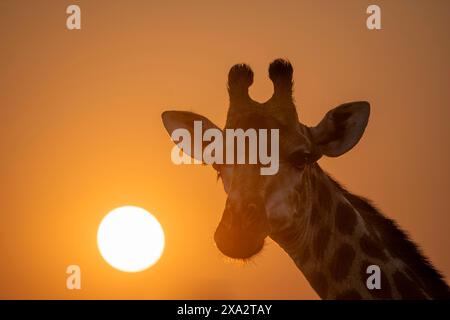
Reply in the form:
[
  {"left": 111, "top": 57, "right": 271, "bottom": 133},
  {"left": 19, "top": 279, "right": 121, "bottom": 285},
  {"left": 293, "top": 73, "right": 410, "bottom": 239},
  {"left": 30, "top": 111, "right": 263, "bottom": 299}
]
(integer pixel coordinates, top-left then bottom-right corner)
[{"left": 0, "top": 0, "right": 449, "bottom": 299}]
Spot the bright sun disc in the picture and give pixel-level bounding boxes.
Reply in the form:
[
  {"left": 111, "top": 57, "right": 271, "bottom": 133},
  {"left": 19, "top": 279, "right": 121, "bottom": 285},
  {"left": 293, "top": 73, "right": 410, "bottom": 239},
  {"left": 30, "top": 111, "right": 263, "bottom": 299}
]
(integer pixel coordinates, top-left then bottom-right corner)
[{"left": 97, "top": 206, "right": 165, "bottom": 272}]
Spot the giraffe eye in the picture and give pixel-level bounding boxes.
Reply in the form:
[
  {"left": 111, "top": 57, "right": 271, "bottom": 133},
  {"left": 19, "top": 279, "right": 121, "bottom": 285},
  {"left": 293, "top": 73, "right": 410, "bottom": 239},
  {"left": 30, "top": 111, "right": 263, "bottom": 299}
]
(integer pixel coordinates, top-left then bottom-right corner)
[{"left": 288, "top": 149, "right": 312, "bottom": 167}]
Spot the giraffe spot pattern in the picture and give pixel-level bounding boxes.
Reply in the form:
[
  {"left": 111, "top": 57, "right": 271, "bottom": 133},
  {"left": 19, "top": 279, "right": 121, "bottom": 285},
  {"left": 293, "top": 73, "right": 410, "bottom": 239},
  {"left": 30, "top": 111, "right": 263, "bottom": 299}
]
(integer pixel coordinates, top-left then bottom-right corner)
[
  {"left": 359, "top": 234, "right": 387, "bottom": 261},
  {"left": 329, "top": 243, "right": 356, "bottom": 281},
  {"left": 393, "top": 271, "right": 428, "bottom": 299},
  {"left": 313, "top": 226, "right": 331, "bottom": 260},
  {"left": 335, "top": 201, "right": 357, "bottom": 235},
  {"left": 360, "top": 260, "right": 392, "bottom": 299},
  {"left": 335, "top": 289, "right": 362, "bottom": 300},
  {"left": 310, "top": 271, "right": 328, "bottom": 299}
]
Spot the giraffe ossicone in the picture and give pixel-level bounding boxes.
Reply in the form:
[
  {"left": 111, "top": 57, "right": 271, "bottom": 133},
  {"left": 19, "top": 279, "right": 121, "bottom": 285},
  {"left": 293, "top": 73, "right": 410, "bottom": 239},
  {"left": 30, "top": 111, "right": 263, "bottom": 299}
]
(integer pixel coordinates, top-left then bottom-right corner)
[{"left": 162, "top": 59, "right": 450, "bottom": 300}]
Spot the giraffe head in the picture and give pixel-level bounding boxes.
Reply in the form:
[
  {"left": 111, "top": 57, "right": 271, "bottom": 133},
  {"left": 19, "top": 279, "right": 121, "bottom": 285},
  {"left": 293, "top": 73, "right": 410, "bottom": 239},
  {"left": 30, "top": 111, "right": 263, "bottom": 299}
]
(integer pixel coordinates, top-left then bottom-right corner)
[{"left": 162, "top": 59, "right": 370, "bottom": 259}]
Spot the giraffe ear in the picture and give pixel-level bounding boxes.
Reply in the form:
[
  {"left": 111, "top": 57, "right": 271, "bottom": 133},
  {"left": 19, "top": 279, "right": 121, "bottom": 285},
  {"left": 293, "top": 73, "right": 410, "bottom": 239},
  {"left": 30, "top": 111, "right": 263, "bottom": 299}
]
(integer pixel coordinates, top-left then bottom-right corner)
[
  {"left": 310, "top": 101, "right": 370, "bottom": 157},
  {"left": 161, "top": 110, "right": 222, "bottom": 162}
]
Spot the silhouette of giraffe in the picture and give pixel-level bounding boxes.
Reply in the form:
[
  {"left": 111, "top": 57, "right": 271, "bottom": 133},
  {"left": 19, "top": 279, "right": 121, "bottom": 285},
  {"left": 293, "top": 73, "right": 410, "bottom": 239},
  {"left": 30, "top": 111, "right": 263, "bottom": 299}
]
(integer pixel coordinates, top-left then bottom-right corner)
[{"left": 162, "top": 59, "right": 450, "bottom": 299}]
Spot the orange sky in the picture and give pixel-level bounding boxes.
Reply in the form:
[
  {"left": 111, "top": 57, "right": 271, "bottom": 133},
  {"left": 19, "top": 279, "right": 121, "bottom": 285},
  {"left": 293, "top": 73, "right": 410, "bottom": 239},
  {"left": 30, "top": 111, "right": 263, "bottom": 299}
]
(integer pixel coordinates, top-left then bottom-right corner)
[{"left": 0, "top": 0, "right": 449, "bottom": 299}]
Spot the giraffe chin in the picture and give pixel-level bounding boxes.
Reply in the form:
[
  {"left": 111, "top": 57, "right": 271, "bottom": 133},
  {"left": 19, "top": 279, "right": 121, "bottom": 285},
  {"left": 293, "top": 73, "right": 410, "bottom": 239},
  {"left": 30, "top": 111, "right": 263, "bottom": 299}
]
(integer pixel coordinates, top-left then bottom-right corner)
[{"left": 214, "top": 228, "right": 266, "bottom": 260}]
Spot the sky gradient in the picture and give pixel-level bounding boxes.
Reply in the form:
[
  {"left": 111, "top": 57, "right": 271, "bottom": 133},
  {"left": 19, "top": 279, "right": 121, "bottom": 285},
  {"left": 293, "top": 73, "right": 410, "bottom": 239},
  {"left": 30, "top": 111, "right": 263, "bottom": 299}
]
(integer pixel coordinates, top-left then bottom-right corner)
[{"left": 0, "top": 0, "right": 449, "bottom": 299}]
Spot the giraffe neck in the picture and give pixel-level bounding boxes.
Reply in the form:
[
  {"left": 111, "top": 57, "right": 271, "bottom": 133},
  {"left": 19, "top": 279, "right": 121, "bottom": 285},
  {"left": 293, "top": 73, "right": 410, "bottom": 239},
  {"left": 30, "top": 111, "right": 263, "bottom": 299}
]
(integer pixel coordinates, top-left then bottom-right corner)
[{"left": 270, "top": 165, "right": 450, "bottom": 299}]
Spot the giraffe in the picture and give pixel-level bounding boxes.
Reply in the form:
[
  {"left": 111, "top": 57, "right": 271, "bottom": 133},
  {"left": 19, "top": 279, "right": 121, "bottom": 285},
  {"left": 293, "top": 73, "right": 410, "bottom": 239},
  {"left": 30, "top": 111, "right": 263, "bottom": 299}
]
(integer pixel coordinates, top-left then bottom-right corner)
[{"left": 161, "top": 59, "right": 450, "bottom": 299}]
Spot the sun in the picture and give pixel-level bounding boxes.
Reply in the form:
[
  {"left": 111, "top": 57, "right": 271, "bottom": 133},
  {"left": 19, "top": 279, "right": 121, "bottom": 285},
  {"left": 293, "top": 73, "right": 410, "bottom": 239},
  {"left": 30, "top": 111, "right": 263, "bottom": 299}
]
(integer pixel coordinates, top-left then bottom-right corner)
[{"left": 97, "top": 206, "right": 165, "bottom": 272}]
